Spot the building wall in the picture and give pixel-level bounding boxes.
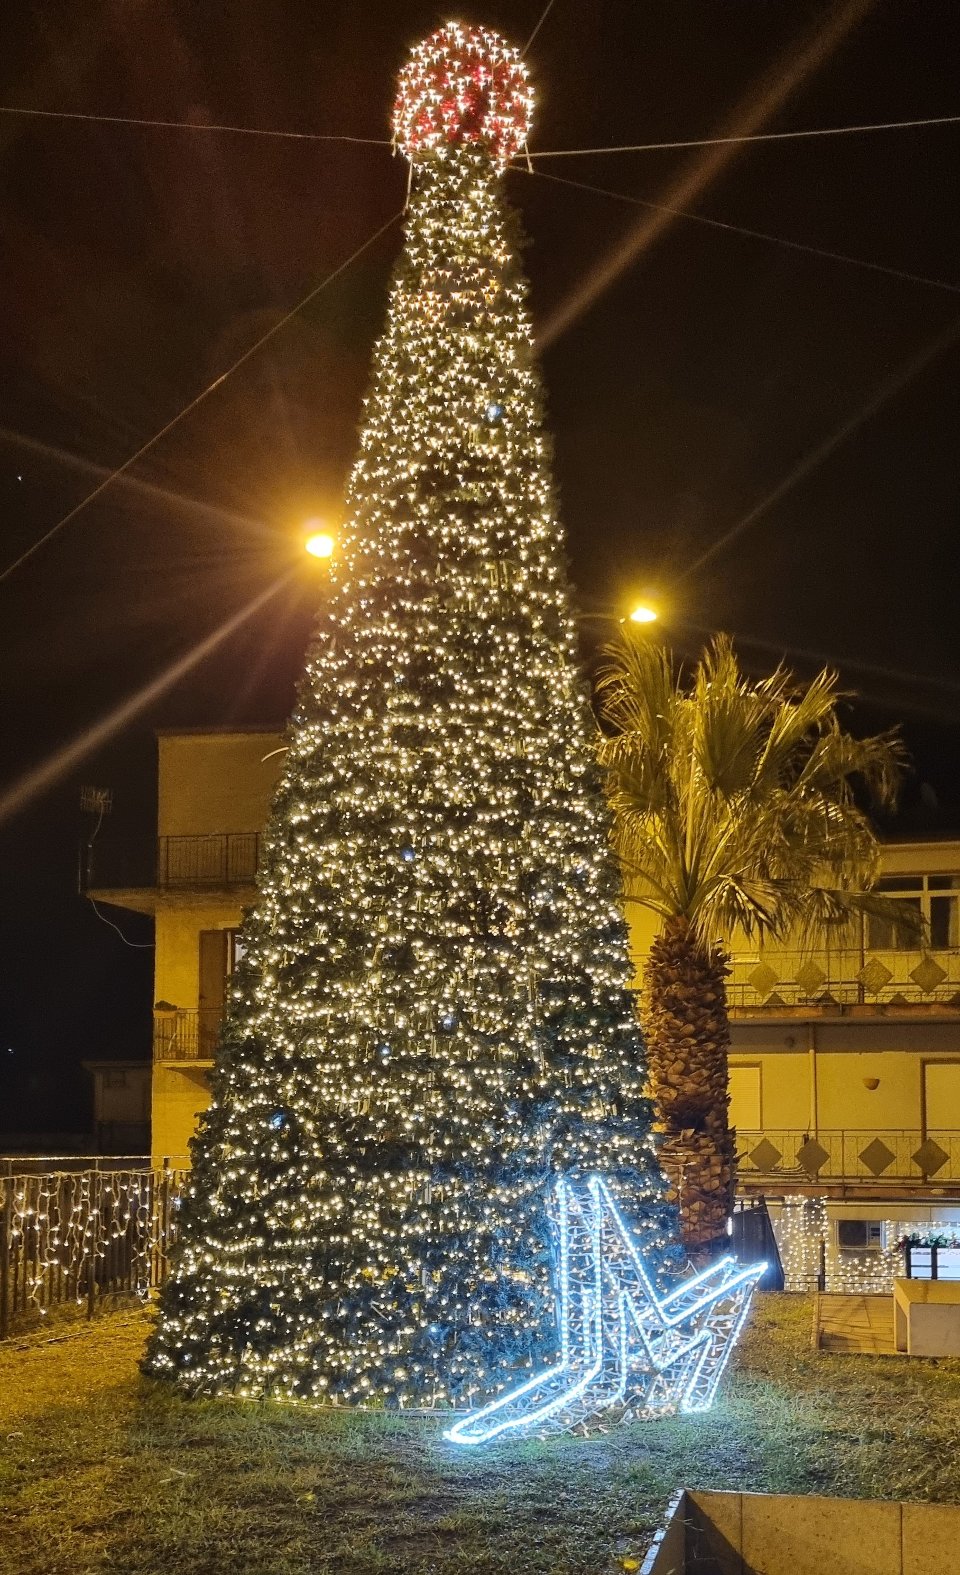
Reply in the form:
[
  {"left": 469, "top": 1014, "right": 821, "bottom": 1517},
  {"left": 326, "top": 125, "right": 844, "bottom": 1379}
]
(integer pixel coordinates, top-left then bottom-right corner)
[
  {"left": 152, "top": 1063, "right": 210, "bottom": 1165},
  {"left": 154, "top": 896, "right": 248, "bottom": 1010},
  {"left": 147, "top": 732, "right": 960, "bottom": 1181},
  {"left": 150, "top": 732, "right": 283, "bottom": 1165},
  {"left": 157, "top": 731, "right": 284, "bottom": 836},
  {"left": 727, "top": 1021, "right": 960, "bottom": 1136}
]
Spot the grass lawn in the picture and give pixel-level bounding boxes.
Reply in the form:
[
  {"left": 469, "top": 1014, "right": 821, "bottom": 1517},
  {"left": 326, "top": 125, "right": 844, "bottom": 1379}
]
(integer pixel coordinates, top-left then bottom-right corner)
[{"left": 2, "top": 1295, "right": 960, "bottom": 1574}]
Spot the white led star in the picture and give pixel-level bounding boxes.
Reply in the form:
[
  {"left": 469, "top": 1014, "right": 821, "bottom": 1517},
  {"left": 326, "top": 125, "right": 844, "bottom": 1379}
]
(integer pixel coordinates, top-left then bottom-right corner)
[{"left": 444, "top": 1175, "right": 765, "bottom": 1445}]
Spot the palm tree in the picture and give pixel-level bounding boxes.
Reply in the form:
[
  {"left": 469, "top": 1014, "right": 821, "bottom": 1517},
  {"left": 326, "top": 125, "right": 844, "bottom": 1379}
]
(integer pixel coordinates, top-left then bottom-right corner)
[{"left": 596, "top": 632, "right": 909, "bottom": 1254}]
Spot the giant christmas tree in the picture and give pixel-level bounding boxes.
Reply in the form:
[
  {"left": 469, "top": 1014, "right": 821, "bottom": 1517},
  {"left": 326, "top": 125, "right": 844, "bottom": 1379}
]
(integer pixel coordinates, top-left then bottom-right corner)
[{"left": 146, "top": 24, "right": 670, "bottom": 1408}]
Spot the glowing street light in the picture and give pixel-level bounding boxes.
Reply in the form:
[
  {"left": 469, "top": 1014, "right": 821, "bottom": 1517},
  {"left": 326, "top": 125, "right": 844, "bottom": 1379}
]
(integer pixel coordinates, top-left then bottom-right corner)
[
  {"left": 628, "top": 602, "right": 658, "bottom": 625},
  {"left": 304, "top": 528, "right": 335, "bottom": 560}
]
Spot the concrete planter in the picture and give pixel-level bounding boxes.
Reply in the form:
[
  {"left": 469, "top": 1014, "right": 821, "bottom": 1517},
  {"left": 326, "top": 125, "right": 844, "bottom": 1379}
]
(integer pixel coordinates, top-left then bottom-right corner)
[{"left": 641, "top": 1489, "right": 960, "bottom": 1575}]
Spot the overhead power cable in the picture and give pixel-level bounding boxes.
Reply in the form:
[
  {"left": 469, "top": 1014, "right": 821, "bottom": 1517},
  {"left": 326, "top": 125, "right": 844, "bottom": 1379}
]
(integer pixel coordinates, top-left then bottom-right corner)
[
  {"left": 0, "top": 210, "right": 402, "bottom": 586},
  {"left": 4, "top": 104, "right": 958, "bottom": 157},
  {"left": 0, "top": 104, "right": 390, "bottom": 144},
  {"left": 528, "top": 169, "right": 960, "bottom": 296},
  {"left": 524, "top": 0, "right": 560, "bottom": 55},
  {"left": 527, "top": 112, "right": 960, "bottom": 158}
]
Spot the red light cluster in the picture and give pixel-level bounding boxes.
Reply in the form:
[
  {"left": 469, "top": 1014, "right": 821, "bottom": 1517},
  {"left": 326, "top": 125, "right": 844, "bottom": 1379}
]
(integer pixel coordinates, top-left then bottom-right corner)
[{"left": 393, "top": 23, "right": 533, "bottom": 168}]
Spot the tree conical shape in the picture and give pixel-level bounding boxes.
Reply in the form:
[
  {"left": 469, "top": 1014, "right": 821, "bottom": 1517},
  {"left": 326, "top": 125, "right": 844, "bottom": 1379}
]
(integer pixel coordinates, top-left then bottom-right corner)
[{"left": 146, "top": 29, "right": 668, "bottom": 1408}]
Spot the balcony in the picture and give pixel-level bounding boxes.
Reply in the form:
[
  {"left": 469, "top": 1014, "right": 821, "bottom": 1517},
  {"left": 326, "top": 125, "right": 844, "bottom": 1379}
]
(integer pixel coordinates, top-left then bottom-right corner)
[
  {"left": 738, "top": 1128, "right": 960, "bottom": 1188},
  {"left": 153, "top": 1009, "right": 220, "bottom": 1063},
  {"left": 156, "top": 833, "right": 261, "bottom": 888},
  {"left": 727, "top": 947, "right": 960, "bottom": 1016}
]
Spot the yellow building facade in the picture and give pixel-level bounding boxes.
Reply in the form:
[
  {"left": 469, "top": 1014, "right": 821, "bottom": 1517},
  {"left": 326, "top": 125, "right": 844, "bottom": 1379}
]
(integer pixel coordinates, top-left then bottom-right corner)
[{"left": 92, "top": 729, "right": 960, "bottom": 1276}]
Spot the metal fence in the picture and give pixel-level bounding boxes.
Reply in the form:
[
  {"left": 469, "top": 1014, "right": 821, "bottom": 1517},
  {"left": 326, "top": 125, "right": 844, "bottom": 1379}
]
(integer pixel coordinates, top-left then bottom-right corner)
[
  {"left": 153, "top": 1008, "right": 220, "bottom": 1061},
  {"left": 157, "top": 833, "right": 260, "bottom": 887},
  {"left": 727, "top": 946, "right": 960, "bottom": 1011},
  {"left": 738, "top": 1129, "right": 960, "bottom": 1184},
  {"left": 0, "top": 1164, "right": 186, "bottom": 1339}
]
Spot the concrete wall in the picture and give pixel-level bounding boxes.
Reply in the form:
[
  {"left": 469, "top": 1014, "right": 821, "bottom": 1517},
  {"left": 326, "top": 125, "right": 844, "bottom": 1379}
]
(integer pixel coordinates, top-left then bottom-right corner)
[
  {"left": 157, "top": 731, "right": 283, "bottom": 836},
  {"left": 154, "top": 897, "right": 248, "bottom": 1010},
  {"left": 152, "top": 1063, "right": 210, "bottom": 1165},
  {"left": 644, "top": 1488, "right": 960, "bottom": 1575},
  {"left": 727, "top": 1022, "right": 960, "bottom": 1135}
]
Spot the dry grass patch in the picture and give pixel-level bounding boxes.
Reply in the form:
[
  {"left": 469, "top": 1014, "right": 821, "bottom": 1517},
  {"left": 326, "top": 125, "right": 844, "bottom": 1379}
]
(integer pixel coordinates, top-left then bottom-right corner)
[{"left": 1, "top": 1296, "right": 959, "bottom": 1574}]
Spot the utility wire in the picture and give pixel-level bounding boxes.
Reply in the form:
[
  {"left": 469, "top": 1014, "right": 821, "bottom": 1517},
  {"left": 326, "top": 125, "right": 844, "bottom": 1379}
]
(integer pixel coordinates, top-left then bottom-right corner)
[
  {"left": 5, "top": 103, "right": 958, "bottom": 156},
  {"left": 524, "top": 0, "right": 559, "bottom": 55},
  {"left": 683, "top": 313, "right": 960, "bottom": 578},
  {"left": 0, "top": 210, "right": 402, "bottom": 585},
  {"left": 528, "top": 168, "right": 960, "bottom": 296},
  {"left": 87, "top": 896, "right": 154, "bottom": 949},
  {"left": 0, "top": 104, "right": 390, "bottom": 144},
  {"left": 528, "top": 112, "right": 960, "bottom": 158}
]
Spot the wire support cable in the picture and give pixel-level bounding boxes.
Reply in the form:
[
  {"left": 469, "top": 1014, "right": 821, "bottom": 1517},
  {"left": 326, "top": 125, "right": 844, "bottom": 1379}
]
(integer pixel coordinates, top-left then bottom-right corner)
[
  {"left": 526, "top": 112, "right": 960, "bottom": 158},
  {"left": 527, "top": 169, "right": 960, "bottom": 297},
  {"left": 0, "top": 210, "right": 402, "bottom": 585},
  {"left": 524, "top": 0, "right": 560, "bottom": 54},
  {"left": 0, "top": 104, "right": 390, "bottom": 144}
]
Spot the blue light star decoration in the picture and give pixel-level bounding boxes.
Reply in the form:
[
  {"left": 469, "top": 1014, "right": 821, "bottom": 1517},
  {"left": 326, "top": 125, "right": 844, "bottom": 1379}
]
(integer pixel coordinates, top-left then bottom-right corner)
[{"left": 444, "top": 1175, "right": 765, "bottom": 1445}]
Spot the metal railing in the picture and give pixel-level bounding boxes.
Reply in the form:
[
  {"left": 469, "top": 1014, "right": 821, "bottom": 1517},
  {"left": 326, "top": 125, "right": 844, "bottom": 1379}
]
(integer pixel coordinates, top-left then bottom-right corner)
[
  {"left": 156, "top": 833, "right": 260, "bottom": 888},
  {"left": 738, "top": 1128, "right": 960, "bottom": 1184},
  {"left": 727, "top": 946, "right": 960, "bottom": 1012},
  {"left": 0, "top": 1164, "right": 186, "bottom": 1339},
  {"left": 903, "top": 1243, "right": 960, "bottom": 1281},
  {"left": 153, "top": 1008, "right": 220, "bottom": 1062}
]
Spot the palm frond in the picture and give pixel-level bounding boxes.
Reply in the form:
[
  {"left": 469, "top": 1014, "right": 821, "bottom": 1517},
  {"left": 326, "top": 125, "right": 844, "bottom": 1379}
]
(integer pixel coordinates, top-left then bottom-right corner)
[{"left": 596, "top": 629, "right": 909, "bottom": 951}]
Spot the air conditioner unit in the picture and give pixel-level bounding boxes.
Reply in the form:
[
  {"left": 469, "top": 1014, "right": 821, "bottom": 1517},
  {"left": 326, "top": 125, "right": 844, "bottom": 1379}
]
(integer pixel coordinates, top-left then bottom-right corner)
[{"left": 837, "top": 1219, "right": 885, "bottom": 1252}]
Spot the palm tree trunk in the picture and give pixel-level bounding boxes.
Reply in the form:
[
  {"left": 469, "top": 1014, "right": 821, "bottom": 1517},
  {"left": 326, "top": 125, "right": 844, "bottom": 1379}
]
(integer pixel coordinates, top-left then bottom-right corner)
[{"left": 640, "top": 916, "right": 736, "bottom": 1254}]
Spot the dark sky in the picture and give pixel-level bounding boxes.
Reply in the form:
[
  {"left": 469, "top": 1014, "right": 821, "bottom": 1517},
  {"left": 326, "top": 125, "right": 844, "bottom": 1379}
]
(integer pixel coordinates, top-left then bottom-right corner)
[{"left": 1, "top": 1, "right": 958, "bottom": 1134}]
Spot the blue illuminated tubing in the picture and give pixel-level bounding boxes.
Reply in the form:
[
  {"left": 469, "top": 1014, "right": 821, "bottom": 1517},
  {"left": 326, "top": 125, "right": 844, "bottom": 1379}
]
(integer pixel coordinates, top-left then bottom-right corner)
[
  {"left": 444, "top": 1176, "right": 607, "bottom": 1445},
  {"left": 443, "top": 1173, "right": 765, "bottom": 1446}
]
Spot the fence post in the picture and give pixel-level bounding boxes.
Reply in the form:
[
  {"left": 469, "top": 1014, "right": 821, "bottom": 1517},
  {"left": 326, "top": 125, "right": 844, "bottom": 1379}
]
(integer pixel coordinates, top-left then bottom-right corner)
[
  {"left": 0, "top": 1182, "right": 11, "bottom": 1341},
  {"left": 87, "top": 1170, "right": 101, "bottom": 1321},
  {"left": 158, "top": 1161, "right": 171, "bottom": 1288}
]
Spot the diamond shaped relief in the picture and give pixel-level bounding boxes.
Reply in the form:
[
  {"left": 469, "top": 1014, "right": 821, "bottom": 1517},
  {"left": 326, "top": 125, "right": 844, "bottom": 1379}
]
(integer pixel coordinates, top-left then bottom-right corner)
[
  {"left": 794, "top": 960, "right": 827, "bottom": 997},
  {"left": 859, "top": 1137, "right": 896, "bottom": 1176},
  {"left": 748, "top": 1138, "right": 783, "bottom": 1173},
  {"left": 910, "top": 956, "right": 947, "bottom": 994},
  {"left": 857, "top": 957, "right": 893, "bottom": 994},
  {"left": 913, "top": 1138, "right": 949, "bottom": 1176},
  {"left": 796, "top": 1138, "right": 830, "bottom": 1176},
  {"left": 748, "top": 962, "right": 779, "bottom": 998}
]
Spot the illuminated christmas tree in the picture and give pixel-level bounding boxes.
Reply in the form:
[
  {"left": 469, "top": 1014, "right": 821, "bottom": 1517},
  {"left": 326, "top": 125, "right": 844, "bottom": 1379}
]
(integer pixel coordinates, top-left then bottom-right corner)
[{"left": 146, "top": 24, "right": 670, "bottom": 1407}]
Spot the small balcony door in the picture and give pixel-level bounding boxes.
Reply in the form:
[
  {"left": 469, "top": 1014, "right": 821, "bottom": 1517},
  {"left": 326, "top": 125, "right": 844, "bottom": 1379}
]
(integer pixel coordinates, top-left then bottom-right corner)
[{"left": 198, "top": 929, "right": 230, "bottom": 1057}]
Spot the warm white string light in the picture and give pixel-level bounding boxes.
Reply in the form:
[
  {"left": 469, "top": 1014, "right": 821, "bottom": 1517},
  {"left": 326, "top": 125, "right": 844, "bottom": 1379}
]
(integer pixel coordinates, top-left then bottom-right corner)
[{"left": 144, "top": 24, "right": 674, "bottom": 1411}]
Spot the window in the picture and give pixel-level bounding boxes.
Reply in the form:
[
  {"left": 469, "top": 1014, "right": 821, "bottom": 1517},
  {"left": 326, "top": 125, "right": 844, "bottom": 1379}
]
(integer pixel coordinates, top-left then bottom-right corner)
[{"left": 866, "top": 874, "right": 959, "bottom": 952}]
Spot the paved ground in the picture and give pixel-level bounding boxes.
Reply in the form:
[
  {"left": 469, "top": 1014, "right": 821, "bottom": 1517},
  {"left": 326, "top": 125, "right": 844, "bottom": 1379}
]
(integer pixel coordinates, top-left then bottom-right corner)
[{"left": 816, "top": 1293, "right": 898, "bottom": 1354}]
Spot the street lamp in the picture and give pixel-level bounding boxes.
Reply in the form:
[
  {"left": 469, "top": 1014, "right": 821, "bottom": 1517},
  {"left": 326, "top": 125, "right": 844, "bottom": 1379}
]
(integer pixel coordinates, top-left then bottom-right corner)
[
  {"left": 628, "top": 603, "right": 658, "bottom": 625},
  {"left": 304, "top": 526, "right": 335, "bottom": 560}
]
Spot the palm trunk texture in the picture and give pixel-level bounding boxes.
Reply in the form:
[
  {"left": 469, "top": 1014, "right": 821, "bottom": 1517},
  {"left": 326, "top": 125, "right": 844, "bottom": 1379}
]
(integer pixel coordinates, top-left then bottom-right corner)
[{"left": 640, "top": 917, "right": 736, "bottom": 1252}]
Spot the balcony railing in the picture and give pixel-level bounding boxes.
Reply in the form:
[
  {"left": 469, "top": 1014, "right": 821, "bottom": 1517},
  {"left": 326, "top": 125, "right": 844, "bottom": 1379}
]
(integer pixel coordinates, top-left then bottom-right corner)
[
  {"left": 153, "top": 1009, "right": 220, "bottom": 1062},
  {"left": 727, "top": 947, "right": 960, "bottom": 1013},
  {"left": 156, "top": 833, "right": 260, "bottom": 888},
  {"left": 738, "top": 1128, "right": 960, "bottom": 1185}
]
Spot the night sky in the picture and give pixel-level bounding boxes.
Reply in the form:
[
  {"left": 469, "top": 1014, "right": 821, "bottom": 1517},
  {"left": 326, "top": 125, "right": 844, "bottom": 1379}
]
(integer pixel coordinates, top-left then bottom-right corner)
[{"left": 1, "top": 1, "right": 958, "bottom": 1137}]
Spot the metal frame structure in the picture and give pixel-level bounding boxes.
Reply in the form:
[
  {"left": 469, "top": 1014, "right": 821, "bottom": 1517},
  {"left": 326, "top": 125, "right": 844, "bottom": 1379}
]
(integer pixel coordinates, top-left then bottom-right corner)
[{"left": 445, "top": 1174, "right": 765, "bottom": 1445}]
